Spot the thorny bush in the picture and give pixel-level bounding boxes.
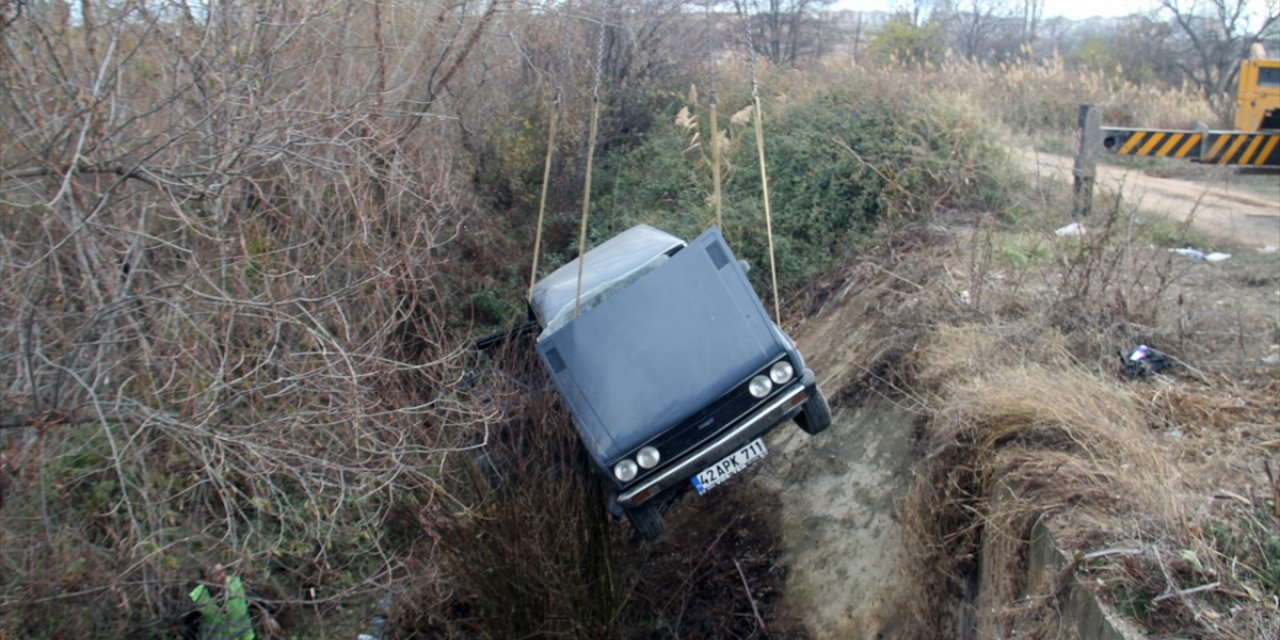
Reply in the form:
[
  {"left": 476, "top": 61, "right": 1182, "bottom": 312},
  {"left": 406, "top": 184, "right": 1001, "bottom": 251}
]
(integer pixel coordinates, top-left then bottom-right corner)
[{"left": 0, "top": 0, "right": 504, "bottom": 634}]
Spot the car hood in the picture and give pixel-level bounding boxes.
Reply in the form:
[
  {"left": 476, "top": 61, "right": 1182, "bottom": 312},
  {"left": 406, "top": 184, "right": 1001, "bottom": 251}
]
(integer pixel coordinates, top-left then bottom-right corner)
[{"left": 536, "top": 226, "right": 785, "bottom": 463}]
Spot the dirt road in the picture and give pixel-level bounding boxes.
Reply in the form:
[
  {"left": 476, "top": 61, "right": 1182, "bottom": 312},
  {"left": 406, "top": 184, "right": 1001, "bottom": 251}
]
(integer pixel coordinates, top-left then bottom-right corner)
[{"left": 1016, "top": 149, "right": 1279, "bottom": 249}]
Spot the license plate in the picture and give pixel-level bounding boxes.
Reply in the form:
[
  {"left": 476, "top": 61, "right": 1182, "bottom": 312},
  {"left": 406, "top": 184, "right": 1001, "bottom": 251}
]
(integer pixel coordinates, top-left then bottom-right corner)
[{"left": 691, "top": 438, "right": 768, "bottom": 495}]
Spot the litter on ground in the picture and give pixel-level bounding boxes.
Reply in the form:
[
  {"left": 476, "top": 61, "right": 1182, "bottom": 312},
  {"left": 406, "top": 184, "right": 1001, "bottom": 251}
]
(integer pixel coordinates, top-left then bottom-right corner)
[
  {"left": 1170, "top": 247, "right": 1230, "bottom": 262},
  {"left": 1121, "top": 344, "right": 1168, "bottom": 378},
  {"left": 1054, "top": 222, "right": 1085, "bottom": 237}
]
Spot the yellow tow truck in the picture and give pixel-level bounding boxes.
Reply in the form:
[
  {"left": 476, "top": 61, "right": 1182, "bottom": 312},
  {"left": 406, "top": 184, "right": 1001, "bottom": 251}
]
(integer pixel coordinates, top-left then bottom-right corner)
[
  {"left": 1099, "top": 47, "right": 1280, "bottom": 168},
  {"left": 1233, "top": 47, "right": 1280, "bottom": 132}
]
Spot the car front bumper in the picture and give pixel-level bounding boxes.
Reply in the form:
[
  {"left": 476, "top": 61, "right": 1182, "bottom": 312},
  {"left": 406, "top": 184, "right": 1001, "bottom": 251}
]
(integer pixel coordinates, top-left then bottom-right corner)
[{"left": 615, "top": 368, "right": 814, "bottom": 508}]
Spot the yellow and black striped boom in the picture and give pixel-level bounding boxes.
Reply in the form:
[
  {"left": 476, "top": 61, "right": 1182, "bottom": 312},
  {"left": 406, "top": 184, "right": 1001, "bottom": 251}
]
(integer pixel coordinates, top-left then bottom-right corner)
[{"left": 1100, "top": 128, "right": 1280, "bottom": 167}]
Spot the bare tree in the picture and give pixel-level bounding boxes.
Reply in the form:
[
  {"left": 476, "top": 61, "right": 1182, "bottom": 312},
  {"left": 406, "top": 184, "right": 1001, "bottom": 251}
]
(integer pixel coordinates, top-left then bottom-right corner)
[
  {"left": 851, "top": 10, "right": 867, "bottom": 63},
  {"left": 894, "top": 0, "right": 939, "bottom": 26},
  {"left": 1158, "top": 0, "right": 1280, "bottom": 112},
  {"left": 1020, "top": 0, "right": 1044, "bottom": 48},
  {"left": 742, "top": 0, "right": 837, "bottom": 66},
  {"left": 937, "top": 0, "right": 1014, "bottom": 61}
]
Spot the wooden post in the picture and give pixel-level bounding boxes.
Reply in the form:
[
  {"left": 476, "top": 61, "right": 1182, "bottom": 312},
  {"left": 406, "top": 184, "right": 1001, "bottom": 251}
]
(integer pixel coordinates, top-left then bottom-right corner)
[{"left": 1071, "top": 104, "right": 1100, "bottom": 219}]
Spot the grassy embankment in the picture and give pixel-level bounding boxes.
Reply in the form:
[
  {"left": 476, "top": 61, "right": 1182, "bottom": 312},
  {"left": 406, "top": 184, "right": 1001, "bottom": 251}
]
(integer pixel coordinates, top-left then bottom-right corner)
[{"left": 790, "top": 58, "right": 1279, "bottom": 639}]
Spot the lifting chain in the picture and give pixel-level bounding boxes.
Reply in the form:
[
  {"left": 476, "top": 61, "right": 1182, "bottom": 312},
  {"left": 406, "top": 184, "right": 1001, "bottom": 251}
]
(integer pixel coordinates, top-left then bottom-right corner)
[
  {"left": 710, "top": 92, "right": 723, "bottom": 230},
  {"left": 705, "top": 2, "right": 723, "bottom": 231}
]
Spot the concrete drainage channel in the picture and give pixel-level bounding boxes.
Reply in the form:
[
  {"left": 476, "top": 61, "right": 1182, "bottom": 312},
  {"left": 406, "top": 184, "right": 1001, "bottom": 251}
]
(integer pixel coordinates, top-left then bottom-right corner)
[
  {"left": 753, "top": 398, "right": 1142, "bottom": 639},
  {"left": 755, "top": 399, "right": 917, "bottom": 638},
  {"left": 975, "top": 514, "right": 1145, "bottom": 640}
]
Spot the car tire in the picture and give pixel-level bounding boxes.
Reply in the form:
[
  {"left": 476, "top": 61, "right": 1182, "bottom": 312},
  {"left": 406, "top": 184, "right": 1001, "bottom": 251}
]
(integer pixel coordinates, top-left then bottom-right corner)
[
  {"left": 625, "top": 503, "right": 665, "bottom": 541},
  {"left": 796, "top": 386, "right": 832, "bottom": 435}
]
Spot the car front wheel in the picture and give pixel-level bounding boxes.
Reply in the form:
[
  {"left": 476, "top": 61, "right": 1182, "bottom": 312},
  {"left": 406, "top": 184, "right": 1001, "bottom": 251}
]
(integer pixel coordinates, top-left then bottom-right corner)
[
  {"left": 625, "top": 503, "right": 665, "bottom": 541},
  {"left": 795, "top": 386, "right": 832, "bottom": 435}
]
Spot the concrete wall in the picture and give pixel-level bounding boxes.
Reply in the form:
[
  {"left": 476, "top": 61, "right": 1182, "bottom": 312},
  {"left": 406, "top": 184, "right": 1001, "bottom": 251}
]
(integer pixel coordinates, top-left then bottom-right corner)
[{"left": 972, "top": 487, "right": 1145, "bottom": 639}]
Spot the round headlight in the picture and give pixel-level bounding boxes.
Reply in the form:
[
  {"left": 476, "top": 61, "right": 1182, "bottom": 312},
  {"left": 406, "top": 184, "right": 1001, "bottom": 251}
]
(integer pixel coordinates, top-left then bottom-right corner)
[
  {"left": 748, "top": 375, "right": 773, "bottom": 398},
  {"left": 613, "top": 459, "right": 638, "bottom": 482},
  {"left": 770, "top": 360, "right": 794, "bottom": 384},
  {"left": 636, "top": 446, "right": 661, "bottom": 469}
]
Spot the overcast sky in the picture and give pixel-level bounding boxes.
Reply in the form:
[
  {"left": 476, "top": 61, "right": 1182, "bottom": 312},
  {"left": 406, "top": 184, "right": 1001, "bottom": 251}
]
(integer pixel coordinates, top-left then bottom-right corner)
[{"left": 829, "top": 0, "right": 1155, "bottom": 21}]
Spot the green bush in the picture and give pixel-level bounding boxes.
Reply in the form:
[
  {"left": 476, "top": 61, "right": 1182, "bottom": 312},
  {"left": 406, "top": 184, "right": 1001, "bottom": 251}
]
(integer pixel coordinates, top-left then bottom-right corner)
[{"left": 588, "top": 74, "right": 1015, "bottom": 294}]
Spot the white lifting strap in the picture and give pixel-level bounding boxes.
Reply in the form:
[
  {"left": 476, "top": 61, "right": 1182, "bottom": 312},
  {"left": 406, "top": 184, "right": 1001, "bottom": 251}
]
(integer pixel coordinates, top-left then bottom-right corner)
[{"left": 732, "top": 0, "right": 781, "bottom": 324}]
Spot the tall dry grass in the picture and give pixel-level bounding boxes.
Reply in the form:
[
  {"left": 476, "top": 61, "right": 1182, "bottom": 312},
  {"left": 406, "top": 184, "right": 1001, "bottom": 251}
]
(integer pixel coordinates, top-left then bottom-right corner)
[
  {"left": 817, "top": 50, "right": 1217, "bottom": 133},
  {"left": 903, "top": 321, "right": 1277, "bottom": 638},
  {"left": 902, "top": 327, "right": 1181, "bottom": 636}
]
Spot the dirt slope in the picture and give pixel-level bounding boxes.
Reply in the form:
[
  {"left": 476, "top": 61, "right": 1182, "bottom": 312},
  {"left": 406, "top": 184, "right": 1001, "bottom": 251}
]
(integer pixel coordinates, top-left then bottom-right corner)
[
  {"left": 749, "top": 265, "right": 927, "bottom": 639},
  {"left": 1016, "top": 149, "right": 1280, "bottom": 248}
]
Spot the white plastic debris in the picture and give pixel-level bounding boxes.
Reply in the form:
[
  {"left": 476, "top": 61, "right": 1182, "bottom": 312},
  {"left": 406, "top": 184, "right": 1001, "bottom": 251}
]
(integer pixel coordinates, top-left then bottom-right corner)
[
  {"left": 1260, "top": 245, "right": 1278, "bottom": 253},
  {"left": 1170, "top": 247, "right": 1231, "bottom": 262},
  {"left": 1055, "top": 222, "right": 1086, "bottom": 237}
]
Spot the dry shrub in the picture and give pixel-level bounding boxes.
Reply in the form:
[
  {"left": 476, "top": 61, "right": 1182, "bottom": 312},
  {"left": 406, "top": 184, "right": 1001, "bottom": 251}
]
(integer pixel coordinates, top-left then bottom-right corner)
[
  {"left": 818, "top": 51, "right": 1216, "bottom": 134},
  {"left": 893, "top": 197, "right": 1279, "bottom": 637},
  {"left": 408, "top": 374, "right": 621, "bottom": 638},
  {"left": 0, "top": 0, "right": 508, "bottom": 635},
  {"left": 623, "top": 491, "right": 804, "bottom": 639},
  {"left": 902, "top": 325, "right": 1179, "bottom": 637},
  {"left": 392, "top": 346, "right": 801, "bottom": 639}
]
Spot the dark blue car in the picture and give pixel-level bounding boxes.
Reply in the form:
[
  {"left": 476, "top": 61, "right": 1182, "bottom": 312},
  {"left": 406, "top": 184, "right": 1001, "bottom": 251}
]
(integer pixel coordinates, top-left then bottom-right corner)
[{"left": 531, "top": 225, "right": 831, "bottom": 539}]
